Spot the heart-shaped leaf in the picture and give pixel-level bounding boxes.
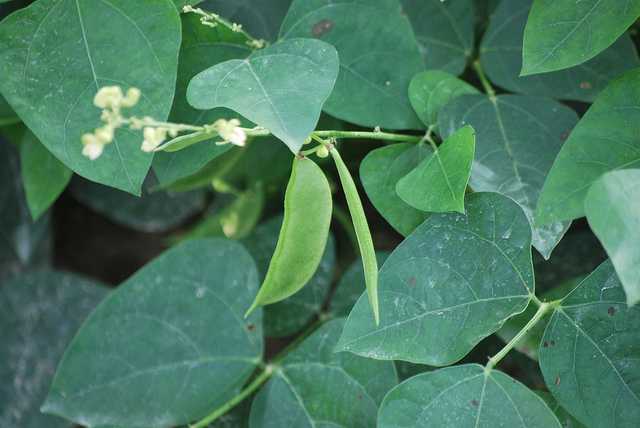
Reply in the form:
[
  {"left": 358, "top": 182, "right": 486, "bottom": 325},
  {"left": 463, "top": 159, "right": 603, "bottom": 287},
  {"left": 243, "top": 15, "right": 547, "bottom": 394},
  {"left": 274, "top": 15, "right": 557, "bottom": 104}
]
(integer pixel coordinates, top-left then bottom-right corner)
[
  {"left": 187, "top": 38, "right": 339, "bottom": 154},
  {"left": 539, "top": 260, "right": 640, "bottom": 427},
  {"left": 42, "top": 239, "right": 263, "bottom": 427},
  {"left": 396, "top": 125, "right": 475, "bottom": 213},
  {"left": 521, "top": 0, "right": 640, "bottom": 75},
  {"left": 439, "top": 94, "right": 577, "bottom": 259},
  {"left": 360, "top": 143, "right": 431, "bottom": 236},
  {"left": 378, "top": 364, "right": 561, "bottom": 428},
  {"left": 481, "top": 0, "right": 639, "bottom": 102},
  {"left": 279, "top": 0, "right": 424, "bottom": 129},
  {"left": 537, "top": 68, "right": 640, "bottom": 225},
  {"left": 337, "top": 192, "right": 534, "bottom": 366},
  {"left": 585, "top": 169, "right": 640, "bottom": 305},
  {"left": 249, "top": 319, "right": 397, "bottom": 427},
  {"left": 0, "top": 0, "right": 181, "bottom": 194}
]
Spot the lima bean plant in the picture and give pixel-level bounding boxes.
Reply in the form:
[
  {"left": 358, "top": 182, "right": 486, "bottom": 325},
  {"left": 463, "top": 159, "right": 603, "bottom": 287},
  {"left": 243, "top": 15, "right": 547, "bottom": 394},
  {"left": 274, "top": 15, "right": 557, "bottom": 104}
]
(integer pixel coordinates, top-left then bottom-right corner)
[{"left": 0, "top": 0, "right": 639, "bottom": 427}]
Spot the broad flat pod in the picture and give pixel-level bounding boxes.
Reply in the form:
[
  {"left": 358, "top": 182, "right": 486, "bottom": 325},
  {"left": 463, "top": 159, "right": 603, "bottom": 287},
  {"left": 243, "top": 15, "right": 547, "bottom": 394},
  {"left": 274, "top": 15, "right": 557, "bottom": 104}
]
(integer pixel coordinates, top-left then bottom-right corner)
[{"left": 246, "top": 157, "right": 332, "bottom": 315}]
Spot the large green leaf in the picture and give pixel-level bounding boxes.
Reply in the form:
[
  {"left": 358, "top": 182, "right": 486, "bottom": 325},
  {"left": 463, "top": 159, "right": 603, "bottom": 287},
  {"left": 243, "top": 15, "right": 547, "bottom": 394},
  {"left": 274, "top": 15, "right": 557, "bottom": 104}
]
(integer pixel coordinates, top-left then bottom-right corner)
[
  {"left": 378, "top": 364, "right": 561, "bottom": 427},
  {"left": 536, "top": 69, "right": 640, "bottom": 225},
  {"left": 585, "top": 169, "right": 640, "bottom": 305},
  {"left": 539, "top": 260, "right": 640, "bottom": 428},
  {"left": 280, "top": 0, "right": 424, "bottom": 129},
  {"left": 1, "top": 270, "right": 107, "bottom": 428},
  {"left": 42, "top": 239, "right": 263, "bottom": 427},
  {"left": 360, "top": 143, "right": 431, "bottom": 237},
  {"left": 249, "top": 319, "right": 397, "bottom": 427},
  {"left": 19, "top": 130, "right": 72, "bottom": 220},
  {"left": 201, "top": 0, "right": 292, "bottom": 41},
  {"left": 0, "top": 0, "right": 181, "bottom": 194},
  {"left": 243, "top": 216, "right": 336, "bottom": 337},
  {"left": 154, "top": 13, "right": 251, "bottom": 186},
  {"left": 408, "top": 70, "right": 479, "bottom": 127},
  {"left": 399, "top": 0, "right": 474, "bottom": 75},
  {"left": 521, "top": 0, "right": 640, "bottom": 75},
  {"left": 188, "top": 38, "right": 338, "bottom": 154},
  {"left": 396, "top": 125, "right": 475, "bottom": 213},
  {"left": 337, "top": 192, "right": 534, "bottom": 366},
  {"left": 439, "top": 94, "right": 578, "bottom": 259},
  {"left": 481, "top": 0, "right": 639, "bottom": 102}
]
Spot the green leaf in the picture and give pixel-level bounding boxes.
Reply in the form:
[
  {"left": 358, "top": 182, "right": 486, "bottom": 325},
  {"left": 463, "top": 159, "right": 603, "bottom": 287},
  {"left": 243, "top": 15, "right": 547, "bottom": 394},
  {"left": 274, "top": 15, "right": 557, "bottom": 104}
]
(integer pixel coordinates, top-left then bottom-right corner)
[
  {"left": 249, "top": 319, "right": 398, "bottom": 427},
  {"left": 480, "top": 0, "right": 639, "bottom": 102},
  {"left": 153, "top": 13, "right": 252, "bottom": 187},
  {"left": 439, "top": 94, "right": 578, "bottom": 259},
  {"left": 408, "top": 71, "right": 479, "bottom": 127},
  {"left": 329, "top": 252, "right": 389, "bottom": 318},
  {"left": 71, "top": 174, "right": 206, "bottom": 233},
  {"left": 247, "top": 157, "right": 332, "bottom": 313},
  {"left": 378, "top": 364, "right": 561, "bottom": 428},
  {"left": 399, "top": 0, "right": 475, "bottom": 75},
  {"left": 0, "top": 94, "right": 19, "bottom": 127},
  {"left": 360, "top": 143, "right": 431, "bottom": 236},
  {"left": 536, "top": 391, "right": 587, "bottom": 428},
  {"left": 585, "top": 169, "right": 640, "bottom": 305},
  {"left": 187, "top": 38, "right": 339, "bottom": 154},
  {"left": 396, "top": 125, "right": 475, "bottom": 213},
  {"left": 1, "top": 270, "right": 107, "bottom": 428},
  {"left": 19, "top": 130, "right": 72, "bottom": 220},
  {"left": 521, "top": 0, "right": 640, "bottom": 75},
  {"left": 536, "top": 69, "right": 640, "bottom": 225},
  {"left": 0, "top": 0, "right": 181, "bottom": 194},
  {"left": 42, "top": 239, "right": 263, "bottom": 427},
  {"left": 202, "top": 0, "right": 292, "bottom": 41},
  {"left": 280, "top": 0, "right": 424, "bottom": 129},
  {"left": 337, "top": 192, "right": 534, "bottom": 366},
  {"left": 331, "top": 148, "right": 379, "bottom": 324},
  {"left": 243, "top": 216, "right": 336, "bottom": 337},
  {"left": 539, "top": 260, "right": 640, "bottom": 427}
]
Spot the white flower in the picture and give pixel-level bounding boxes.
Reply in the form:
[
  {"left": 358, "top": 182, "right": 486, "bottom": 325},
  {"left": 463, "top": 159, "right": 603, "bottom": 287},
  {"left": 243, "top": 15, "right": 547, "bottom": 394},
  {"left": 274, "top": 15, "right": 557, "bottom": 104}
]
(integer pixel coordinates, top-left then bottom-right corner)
[
  {"left": 94, "top": 86, "right": 124, "bottom": 109},
  {"left": 217, "top": 119, "right": 246, "bottom": 147},
  {"left": 141, "top": 127, "right": 167, "bottom": 152},
  {"left": 94, "top": 125, "right": 114, "bottom": 144},
  {"left": 81, "top": 133, "right": 104, "bottom": 160},
  {"left": 121, "top": 87, "right": 141, "bottom": 108}
]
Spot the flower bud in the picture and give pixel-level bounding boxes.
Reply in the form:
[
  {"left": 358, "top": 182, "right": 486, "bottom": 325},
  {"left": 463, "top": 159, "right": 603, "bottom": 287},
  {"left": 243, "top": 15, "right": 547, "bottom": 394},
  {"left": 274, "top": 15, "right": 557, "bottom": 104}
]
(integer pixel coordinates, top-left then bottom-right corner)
[
  {"left": 81, "top": 133, "right": 104, "bottom": 160},
  {"left": 94, "top": 86, "right": 123, "bottom": 109},
  {"left": 316, "top": 145, "right": 329, "bottom": 158},
  {"left": 121, "top": 87, "right": 141, "bottom": 108},
  {"left": 94, "top": 125, "right": 114, "bottom": 144}
]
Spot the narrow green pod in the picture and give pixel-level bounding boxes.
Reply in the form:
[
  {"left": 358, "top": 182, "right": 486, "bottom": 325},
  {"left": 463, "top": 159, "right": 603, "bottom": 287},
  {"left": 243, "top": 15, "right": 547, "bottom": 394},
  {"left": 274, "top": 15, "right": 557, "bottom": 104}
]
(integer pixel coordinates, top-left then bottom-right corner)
[
  {"left": 331, "top": 148, "right": 380, "bottom": 325},
  {"left": 246, "top": 157, "right": 332, "bottom": 315}
]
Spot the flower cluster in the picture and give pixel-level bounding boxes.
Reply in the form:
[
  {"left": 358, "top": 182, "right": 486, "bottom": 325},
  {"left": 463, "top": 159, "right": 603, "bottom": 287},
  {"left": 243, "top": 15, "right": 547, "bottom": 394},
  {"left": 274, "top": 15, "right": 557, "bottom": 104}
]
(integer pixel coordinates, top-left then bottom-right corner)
[
  {"left": 215, "top": 118, "right": 246, "bottom": 147},
  {"left": 182, "top": 5, "right": 265, "bottom": 49}
]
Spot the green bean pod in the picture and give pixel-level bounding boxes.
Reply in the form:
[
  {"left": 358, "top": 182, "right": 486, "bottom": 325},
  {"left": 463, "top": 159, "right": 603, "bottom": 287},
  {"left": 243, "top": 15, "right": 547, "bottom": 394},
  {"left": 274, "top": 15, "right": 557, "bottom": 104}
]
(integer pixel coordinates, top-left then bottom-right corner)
[
  {"left": 330, "top": 147, "right": 380, "bottom": 325},
  {"left": 245, "top": 156, "right": 332, "bottom": 315}
]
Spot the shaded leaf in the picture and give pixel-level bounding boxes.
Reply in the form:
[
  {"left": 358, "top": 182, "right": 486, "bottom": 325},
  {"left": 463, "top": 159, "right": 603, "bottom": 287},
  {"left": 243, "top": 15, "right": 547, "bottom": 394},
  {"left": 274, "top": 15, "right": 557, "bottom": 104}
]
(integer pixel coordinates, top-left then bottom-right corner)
[
  {"left": 280, "top": 0, "right": 424, "bottom": 129},
  {"left": 360, "top": 143, "right": 431, "bottom": 236},
  {"left": 539, "top": 260, "right": 640, "bottom": 428},
  {"left": 396, "top": 125, "right": 475, "bottom": 213},
  {"left": 188, "top": 38, "right": 339, "bottom": 154},
  {"left": 536, "top": 69, "right": 640, "bottom": 225},
  {"left": 249, "top": 319, "right": 397, "bottom": 427},
  {"left": 338, "top": 192, "right": 534, "bottom": 366},
  {"left": 0, "top": 0, "right": 181, "bottom": 194},
  {"left": 536, "top": 391, "right": 586, "bottom": 428},
  {"left": 585, "top": 169, "right": 640, "bottom": 305},
  {"left": 439, "top": 94, "right": 577, "bottom": 259},
  {"left": 201, "top": 0, "right": 292, "bottom": 41},
  {"left": 0, "top": 93, "right": 18, "bottom": 127},
  {"left": 521, "top": 0, "right": 640, "bottom": 75},
  {"left": 378, "top": 364, "right": 561, "bottom": 428},
  {"left": 0, "top": 270, "right": 107, "bottom": 428},
  {"left": 42, "top": 239, "right": 263, "bottom": 427}
]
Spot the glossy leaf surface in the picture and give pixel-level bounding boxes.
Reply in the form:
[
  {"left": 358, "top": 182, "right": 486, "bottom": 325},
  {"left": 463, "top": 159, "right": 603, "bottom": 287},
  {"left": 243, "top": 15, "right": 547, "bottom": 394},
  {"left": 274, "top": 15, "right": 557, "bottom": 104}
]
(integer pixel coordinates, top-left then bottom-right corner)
[
  {"left": 539, "top": 261, "right": 640, "bottom": 428},
  {"left": 42, "top": 239, "right": 263, "bottom": 427},
  {"left": 378, "top": 364, "right": 561, "bottom": 428},
  {"left": 439, "top": 94, "right": 577, "bottom": 259},
  {"left": 0, "top": 0, "right": 181, "bottom": 194},
  {"left": 521, "top": 0, "right": 640, "bottom": 75},
  {"left": 188, "top": 38, "right": 339, "bottom": 154},
  {"left": 360, "top": 143, "right": 431, "bottom": 237},
  {"left": 249, "top": 319, "right": 397, "bottom": 427},
  {"left": 396, "top": 125, "right": 475, "bottom": 213},
  {"left": 338, "top": 192, "right": 534, "bottom": 366},
  {"left": 536, "top": 69, "right": 640, "bottom": 225},
  {"left": 280, "top": 0, "right": 424, "bottom": 129}
]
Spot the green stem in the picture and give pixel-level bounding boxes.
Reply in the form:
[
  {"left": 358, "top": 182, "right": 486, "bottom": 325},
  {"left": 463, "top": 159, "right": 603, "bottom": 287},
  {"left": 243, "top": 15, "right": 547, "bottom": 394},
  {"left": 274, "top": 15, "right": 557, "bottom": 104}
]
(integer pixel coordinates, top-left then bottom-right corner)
[
  {"left": 313, "top": 130, "right": 422, "bottom": 143},
  {"left": 485, "top": 300, "right": 556, "bottom": 373},
  {"left": 472, "top": 60, "right": 496, "bottom": 100}
]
